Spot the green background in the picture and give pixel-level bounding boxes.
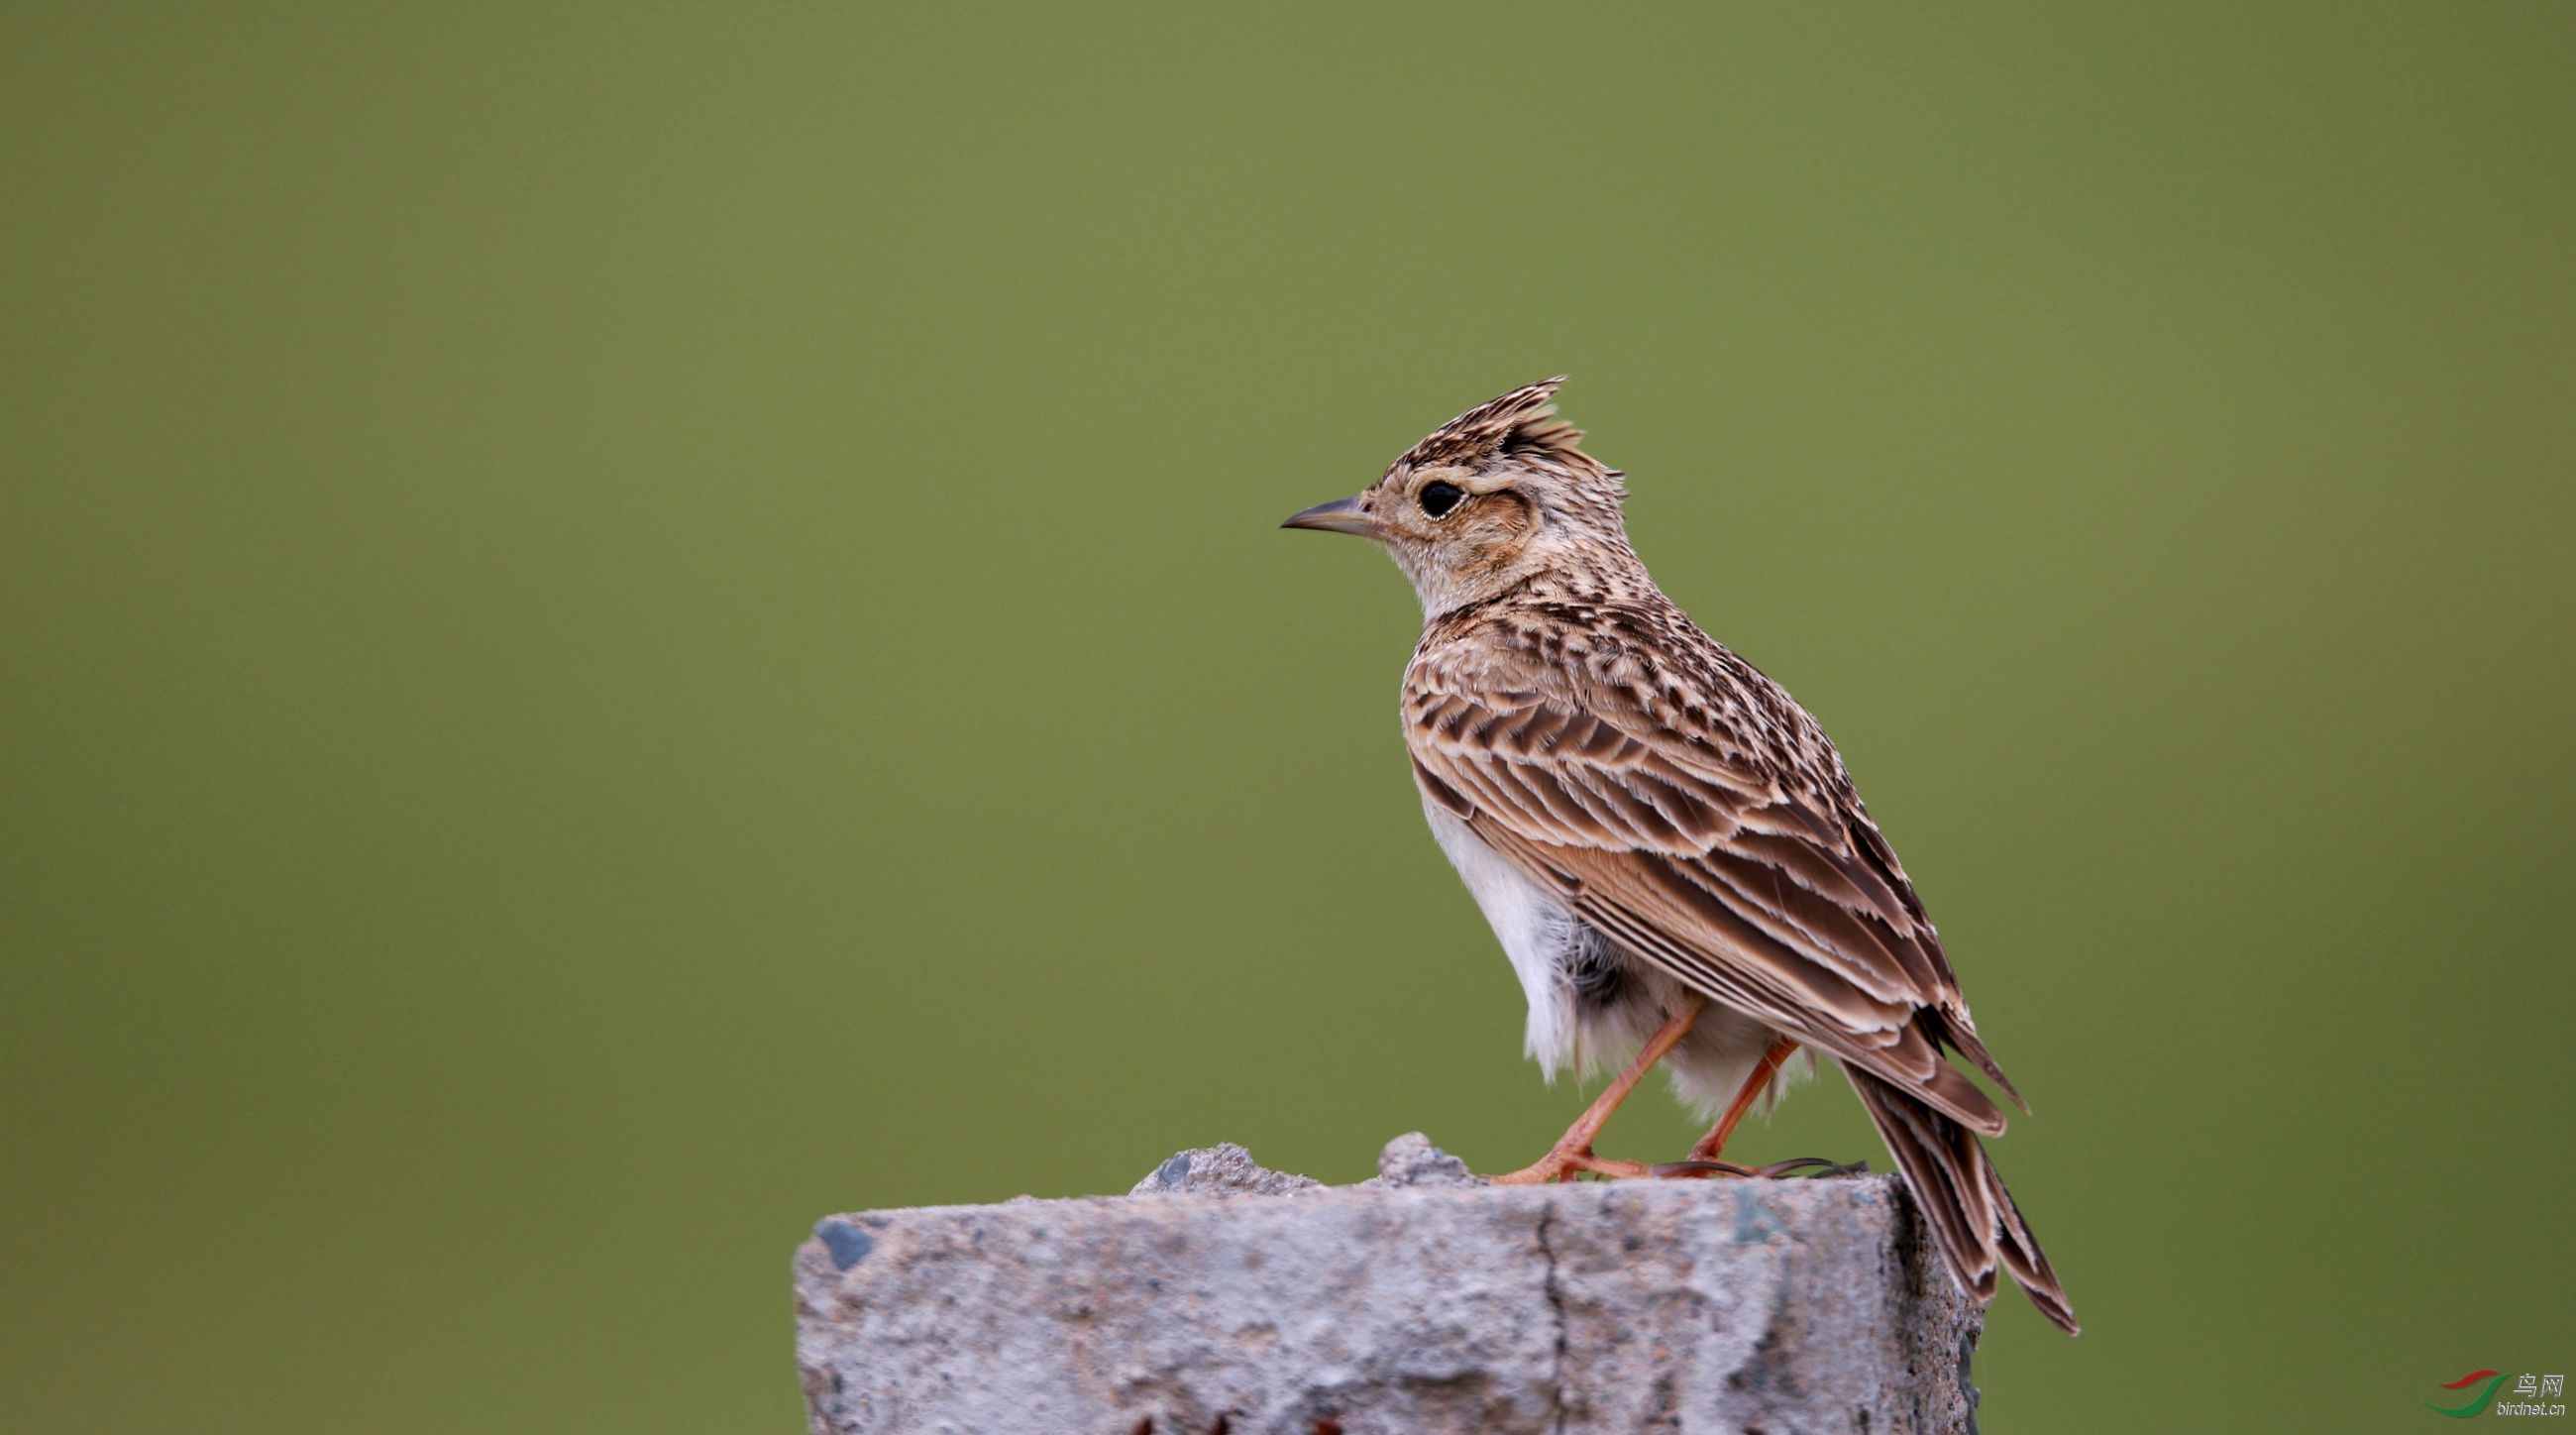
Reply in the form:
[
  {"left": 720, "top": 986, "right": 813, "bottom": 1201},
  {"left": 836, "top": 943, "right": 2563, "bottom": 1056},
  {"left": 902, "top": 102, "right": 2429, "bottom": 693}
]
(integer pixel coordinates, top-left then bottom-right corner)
[{"left": 6, "top": 4, "right": 2570, "bottom": 1430}]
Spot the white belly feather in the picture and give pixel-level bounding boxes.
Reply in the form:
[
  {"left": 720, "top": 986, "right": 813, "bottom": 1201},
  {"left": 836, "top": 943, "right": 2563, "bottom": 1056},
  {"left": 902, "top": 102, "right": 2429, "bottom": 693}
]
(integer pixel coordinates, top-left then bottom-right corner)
[
  {"left": 1422, "top": 799, "right": 1812, "bottom": 1118},
  {"left": 1423, "top": 801, "right": 1591, "bottom": 1075}
]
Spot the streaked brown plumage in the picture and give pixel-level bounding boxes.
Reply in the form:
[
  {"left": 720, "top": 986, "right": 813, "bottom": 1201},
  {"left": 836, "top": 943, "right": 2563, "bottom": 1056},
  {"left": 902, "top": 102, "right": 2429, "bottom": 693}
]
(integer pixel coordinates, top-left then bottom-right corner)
[{"left": 1283, "top": 379, "right": 2078, "bottom": 1333}]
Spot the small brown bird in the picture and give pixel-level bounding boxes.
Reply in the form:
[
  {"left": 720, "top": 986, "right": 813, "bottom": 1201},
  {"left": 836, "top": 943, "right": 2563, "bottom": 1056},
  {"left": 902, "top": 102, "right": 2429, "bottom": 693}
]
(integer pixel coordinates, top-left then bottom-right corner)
[{"left": 1282, "top": 379, "right": 2077, "bottom": 1333}]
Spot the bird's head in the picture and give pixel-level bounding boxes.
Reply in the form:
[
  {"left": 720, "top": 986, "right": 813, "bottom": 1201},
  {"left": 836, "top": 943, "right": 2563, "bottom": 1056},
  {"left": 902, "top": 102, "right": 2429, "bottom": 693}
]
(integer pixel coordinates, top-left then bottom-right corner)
[{"left": 1282, "top": 378, "right": 1635, "bottom": 613}]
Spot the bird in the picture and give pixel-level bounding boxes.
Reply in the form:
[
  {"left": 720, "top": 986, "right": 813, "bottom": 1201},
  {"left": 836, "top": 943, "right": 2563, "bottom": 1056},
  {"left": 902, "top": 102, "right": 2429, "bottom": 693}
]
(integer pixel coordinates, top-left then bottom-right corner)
[{"left": 1280, "top": 378, "right": 2077, "bottom": 1334}]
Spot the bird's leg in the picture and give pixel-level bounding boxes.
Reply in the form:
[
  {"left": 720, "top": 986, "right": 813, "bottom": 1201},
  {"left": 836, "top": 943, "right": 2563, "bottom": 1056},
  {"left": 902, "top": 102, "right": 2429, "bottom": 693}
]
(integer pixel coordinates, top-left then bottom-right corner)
[
  {"left": 1689, "top": 1034, "right": 1801, "bottom": 1163},
  {"left": 1491, "top": 994, "right": 1706, "bottom": 1184},
  {"left": 1655, "top": 1036, "right": 1867, "bottom": 1179}
]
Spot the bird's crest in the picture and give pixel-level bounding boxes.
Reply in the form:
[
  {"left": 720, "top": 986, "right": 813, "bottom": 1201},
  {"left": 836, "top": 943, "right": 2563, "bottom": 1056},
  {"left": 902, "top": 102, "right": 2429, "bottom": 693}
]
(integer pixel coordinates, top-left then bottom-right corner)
[{"left": 1393, "top": 378, "right": 1611, "bottom": 489}]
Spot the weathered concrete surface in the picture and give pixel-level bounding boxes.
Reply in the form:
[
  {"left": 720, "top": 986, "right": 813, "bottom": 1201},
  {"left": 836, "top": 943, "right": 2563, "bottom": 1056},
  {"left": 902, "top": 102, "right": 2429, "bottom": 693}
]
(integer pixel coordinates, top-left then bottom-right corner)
[{"left": 796, "top": 1135, "right": 1981, "bottom": 1435}]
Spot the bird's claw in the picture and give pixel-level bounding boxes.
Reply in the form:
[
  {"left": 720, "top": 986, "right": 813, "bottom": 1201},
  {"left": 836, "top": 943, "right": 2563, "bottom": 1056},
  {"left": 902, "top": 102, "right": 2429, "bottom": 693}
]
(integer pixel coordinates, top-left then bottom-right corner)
[
  {"left": 1649, "top": 1158, "right": 1756, "bottom": 1179},
  {"left": 1496, "top": 1147, "right": 1871, "bottom": 1184},
  {"left": 1651, "top": 1156, "right": 1871, "bottom": 1180},
  {"left": 1488, "top": 1145, "right": 1654, "bottom": 1184},
  {"left": 1762, "top": 1156, "right": 1871, "bottom": 1178}
]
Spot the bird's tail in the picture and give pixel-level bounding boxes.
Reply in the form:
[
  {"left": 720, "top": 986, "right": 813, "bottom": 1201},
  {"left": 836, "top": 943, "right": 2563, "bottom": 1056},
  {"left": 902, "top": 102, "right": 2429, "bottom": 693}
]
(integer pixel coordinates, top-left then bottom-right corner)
[{"left": 1848, "top": 1065, "right": 2080, "bottom": 1335}]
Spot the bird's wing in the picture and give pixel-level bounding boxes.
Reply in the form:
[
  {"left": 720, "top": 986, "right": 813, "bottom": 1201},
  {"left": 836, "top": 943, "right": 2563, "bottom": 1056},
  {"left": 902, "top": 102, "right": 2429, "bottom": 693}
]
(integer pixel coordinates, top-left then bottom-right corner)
[
  {"left": 1402, "top": 677, "right": 2018, "bottom": 1134},
  {"left": 1407, "top": 672, "right": 2080, "bottom": 1332}
]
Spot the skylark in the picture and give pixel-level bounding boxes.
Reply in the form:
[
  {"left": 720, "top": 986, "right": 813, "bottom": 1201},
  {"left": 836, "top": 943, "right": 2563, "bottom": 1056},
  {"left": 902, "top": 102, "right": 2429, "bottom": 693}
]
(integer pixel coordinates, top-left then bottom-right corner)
[{"left": 1282, "top": 379, "right": 2077, "bottom": 1333}]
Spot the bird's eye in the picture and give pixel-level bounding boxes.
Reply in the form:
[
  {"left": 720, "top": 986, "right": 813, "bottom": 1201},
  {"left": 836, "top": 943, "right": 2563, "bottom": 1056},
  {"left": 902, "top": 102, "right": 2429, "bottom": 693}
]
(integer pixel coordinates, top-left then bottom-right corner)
[{"left": 1418, "top": 481, "right": 1465, "bottom": 517}]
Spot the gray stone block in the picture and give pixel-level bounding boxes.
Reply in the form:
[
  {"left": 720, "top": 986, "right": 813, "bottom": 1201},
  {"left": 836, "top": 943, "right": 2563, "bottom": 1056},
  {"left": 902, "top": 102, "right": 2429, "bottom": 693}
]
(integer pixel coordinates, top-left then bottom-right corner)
[{"left": 796, "top": 1135, "right": 1982, "bottom": 1434}]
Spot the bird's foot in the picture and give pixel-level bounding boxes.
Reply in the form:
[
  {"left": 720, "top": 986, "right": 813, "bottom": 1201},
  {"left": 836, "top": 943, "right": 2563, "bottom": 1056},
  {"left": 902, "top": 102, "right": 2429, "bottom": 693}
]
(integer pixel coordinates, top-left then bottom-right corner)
[
  {"left": 1488, "top": 1143, "right": 1655, "bottom": 1184},
  {"left": 1650, "top": 1156, "right": 1872, "bottom": 1180}
]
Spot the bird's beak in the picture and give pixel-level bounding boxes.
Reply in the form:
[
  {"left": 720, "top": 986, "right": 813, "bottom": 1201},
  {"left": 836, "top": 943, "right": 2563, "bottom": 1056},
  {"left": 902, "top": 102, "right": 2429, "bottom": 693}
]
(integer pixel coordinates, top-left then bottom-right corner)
[{"left": 1279, "top": 495, "right": 1385, "bottom": 540}]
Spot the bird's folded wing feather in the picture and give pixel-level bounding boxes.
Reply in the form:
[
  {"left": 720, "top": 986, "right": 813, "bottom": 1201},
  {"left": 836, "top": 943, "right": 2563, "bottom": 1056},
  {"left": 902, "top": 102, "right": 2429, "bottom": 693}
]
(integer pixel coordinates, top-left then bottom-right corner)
[{"left": 1405, "top": 681, "right": 2021, "bottom": 1135}]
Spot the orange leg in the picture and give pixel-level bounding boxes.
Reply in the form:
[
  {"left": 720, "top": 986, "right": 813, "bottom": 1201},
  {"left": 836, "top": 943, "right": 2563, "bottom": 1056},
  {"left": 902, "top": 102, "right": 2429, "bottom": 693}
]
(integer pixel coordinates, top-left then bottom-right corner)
[
  {"left": 1686, "top": 1034, "right": 1800, "bottom": 1162},
  {"left": 1491, "top": 994, "right": 1707, "bottom": 1184}
]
